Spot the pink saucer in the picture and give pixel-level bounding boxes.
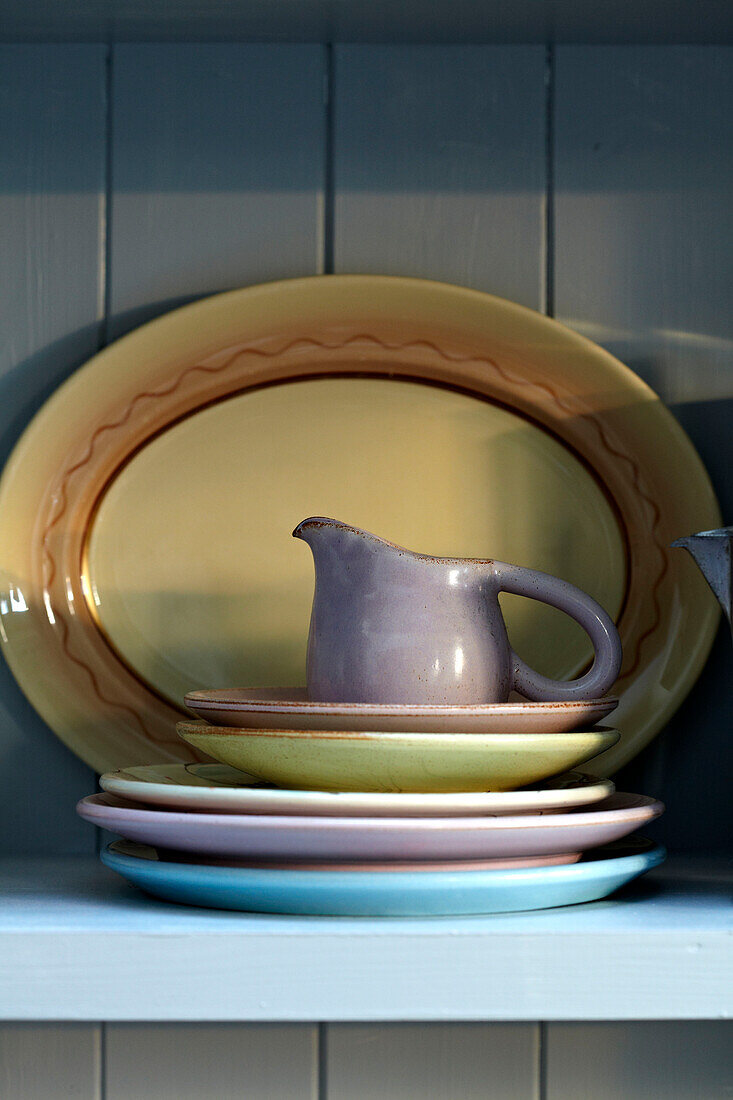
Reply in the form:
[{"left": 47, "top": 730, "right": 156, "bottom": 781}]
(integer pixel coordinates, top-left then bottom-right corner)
[
  {"left": 184, "top": 687, "right": 618, "bottom": 735},
  {"left": 158, "top": 852, "right": 582, "bottom": 871}
]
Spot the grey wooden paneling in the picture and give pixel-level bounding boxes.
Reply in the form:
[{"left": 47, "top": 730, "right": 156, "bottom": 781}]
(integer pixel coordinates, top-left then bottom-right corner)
[
  {"left": 545, "top": 1021, "right": 733, "bottom": 1099},
  {"left": 105, "top": 1024, "right": 318, "bottom": 1100},
  {"left": 326, "top": 1023, "right": 539, "bottom": 1100},
  {"left": 2, "top": 0, "right": 733, "bottom": 46},
  {"left": 109, "top": 43, "right": 326, "bottom": 337},
  {"left": 333, "top": 46, "right": 546, "bottom": 308},
  {"left": 0, "top": 1023, "right": 101, "bottom": 1099},
  {"left": 0, "top": 45, "right": 106, "bottom": 854},
  {"left": 554, "top": 46, "right": 733, "bottom": 852}
]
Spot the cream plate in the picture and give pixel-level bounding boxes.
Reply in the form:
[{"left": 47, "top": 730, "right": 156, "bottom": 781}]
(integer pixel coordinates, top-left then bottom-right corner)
[
  {"left": 99, "top": 765, "right": 615, "bottom": 817},
  {"left": 0, "top": 276, "right": 720, "bottom": 773},
  {"left": 176, "top": 722, "right": 621, "bottom": 793},
  {"left": 184, "top": 688, "right": 619, "bottom": 733}
]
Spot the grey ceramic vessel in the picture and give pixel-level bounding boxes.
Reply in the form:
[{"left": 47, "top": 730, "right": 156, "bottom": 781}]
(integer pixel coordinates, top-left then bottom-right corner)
[
  {"left": 294, "top": 517, "right": 622, "bottom": 705},
  {"left": 672, "top": 526, "right": 732, "bottom": 639}
]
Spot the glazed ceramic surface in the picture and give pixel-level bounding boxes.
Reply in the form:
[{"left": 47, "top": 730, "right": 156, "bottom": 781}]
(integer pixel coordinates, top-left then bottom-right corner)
[
  {"left": 100, "top": 765, "right": 615, "bottom": 817},
  {"left": 295, "top": 517, "right": 622, "bottom": 704},
  {"left": 176, "top": 722, "right": 621, "bottom": 793},
  {"left": 184, "top": 688, "right": 618, "bottom": 734},
  {"left": 78, "top": 792, "right": 661, "bottom": 861},
  {"left": 673, "top": 527, "right": 733, "bottom": 633},
  {"left": 0, "top": 276, "right": 720, "bottom": 773},
  {"left": 100, "top": 838, "right": 666, "bottom": 915}
]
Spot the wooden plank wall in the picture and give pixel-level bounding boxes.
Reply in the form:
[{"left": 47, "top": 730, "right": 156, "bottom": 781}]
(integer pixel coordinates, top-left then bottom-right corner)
[
  {"left": 332, "top": 46, "right": 545, "bottom": 307},
  {"left": 108, "top": 44, "right": 326, "bottom": 339},
  {"left": 0, "top": 41, "right": 731, "bottom": 1098},
  {"left": 1, "top": 1021, "right": 732, "bottom": 1098}
]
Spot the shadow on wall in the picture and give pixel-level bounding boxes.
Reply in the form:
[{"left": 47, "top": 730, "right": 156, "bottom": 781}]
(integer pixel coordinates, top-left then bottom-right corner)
[
  {"left": 600, "top": 355, "right": 733, "bottom": 853},
  {"left": 672, "top": 396, "right": 733, "bottom": 521},
  {"left": 0, "top": 642, "right": 95, "bottom": 855},
  {"left": 0, "top": 297, "right": 211, "bottom": 467},
  {"left": 0, "top": 325, "right": 102, "bottom": 470},
  {"left": 617, "top": 621, "right": 732, "bottom": 855}
]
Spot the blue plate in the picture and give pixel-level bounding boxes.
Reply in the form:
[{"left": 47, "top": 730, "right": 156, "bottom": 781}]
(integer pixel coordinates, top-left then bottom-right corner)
[{"left": 101, "top": 838, "right": 665, "bottom": 915}]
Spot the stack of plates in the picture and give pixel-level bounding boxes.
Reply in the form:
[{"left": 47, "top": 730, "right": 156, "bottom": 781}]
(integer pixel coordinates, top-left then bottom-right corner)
[{"left": 78, "top": 691, "right": 665, "bottom": 916}]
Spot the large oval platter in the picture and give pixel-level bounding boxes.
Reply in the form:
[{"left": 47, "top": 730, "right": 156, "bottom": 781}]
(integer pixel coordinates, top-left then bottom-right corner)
[{"left": 0, "top": 276, "right": 720, "bottom": 774}]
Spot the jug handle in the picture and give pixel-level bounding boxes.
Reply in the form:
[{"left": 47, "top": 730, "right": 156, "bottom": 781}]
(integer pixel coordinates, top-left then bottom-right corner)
[{"left": 493, "top": 562, "right": 622, "bottom": 702}]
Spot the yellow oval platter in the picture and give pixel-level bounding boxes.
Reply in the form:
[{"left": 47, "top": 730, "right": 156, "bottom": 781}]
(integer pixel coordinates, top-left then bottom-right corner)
[{"left": 0, "top": 275, "right": 720, "bottom": 774}]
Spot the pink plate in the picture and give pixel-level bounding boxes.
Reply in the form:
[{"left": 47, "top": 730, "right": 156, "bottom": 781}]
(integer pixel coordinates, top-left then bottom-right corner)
[{"left": 77, "top": 792, "right": 663, "bottom": 862}]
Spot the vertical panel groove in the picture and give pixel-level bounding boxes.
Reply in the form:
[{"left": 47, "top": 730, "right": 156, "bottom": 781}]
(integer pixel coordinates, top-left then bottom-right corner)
[
  {"left": 543, "top": 43, "right": 555, "bottom": 318},
  {"left": 95, "top": 43, "right": 114, "bottom": 861},
  {"left": 101, "top": 44, "right": 114, "bottom": 351},
  {"left": 100, "top": 1021, "right": 107, "bottom": 1100},
  {"left": 318, "top": 1022, "right": 328, "bottom": 1100},
  {"left": 322, "top": 44, "right": 335, "bottom": 275},
  {"left": 539, "top": 1021, "right": 548, "bottom": 1100}
]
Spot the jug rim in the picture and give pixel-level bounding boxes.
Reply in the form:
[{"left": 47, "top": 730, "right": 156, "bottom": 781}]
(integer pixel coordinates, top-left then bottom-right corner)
[{"left": 293, "top": 516, "right": 497, "bottom": 566}]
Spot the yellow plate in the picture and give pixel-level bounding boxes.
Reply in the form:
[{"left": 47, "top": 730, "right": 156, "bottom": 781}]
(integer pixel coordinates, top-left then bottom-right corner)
[
  {"left": 0, "top": 276, "right": 720, "bottom": 774},
  {"left": 177, "top": 723, "right": 622, "bottom": 794}
]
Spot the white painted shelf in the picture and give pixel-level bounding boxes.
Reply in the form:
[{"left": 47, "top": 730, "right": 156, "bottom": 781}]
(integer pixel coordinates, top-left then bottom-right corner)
[{"left": 0, "top": 855, "right": 730, "bottom": 1022}]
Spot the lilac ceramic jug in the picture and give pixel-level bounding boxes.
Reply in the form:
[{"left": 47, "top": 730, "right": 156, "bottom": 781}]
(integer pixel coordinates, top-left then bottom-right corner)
[{"left": 294, "top": 517, "right": 622, "bottom": 705}]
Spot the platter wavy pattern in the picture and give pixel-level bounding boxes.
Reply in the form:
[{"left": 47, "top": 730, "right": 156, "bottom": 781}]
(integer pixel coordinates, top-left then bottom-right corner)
[
  {"left": 43, "top": 336, "right": 658, "bottom": 730},
  {"left": 0, "top": 277, "right": 720, "bottom": 773}
]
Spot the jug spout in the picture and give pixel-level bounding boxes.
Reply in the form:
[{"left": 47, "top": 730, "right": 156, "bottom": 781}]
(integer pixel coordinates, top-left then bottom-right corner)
[
  {"left": 293, "top": 516, "right": 372, "bottom": 561},
  {"left": 672, "top": 527, "right": 733, "bottom": 631},
  {"left": 293, "top": 516, "right": 357, "bottom": 546},
  {"left": 293, "top": 517, "right": 390, "bottom": 579}
]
